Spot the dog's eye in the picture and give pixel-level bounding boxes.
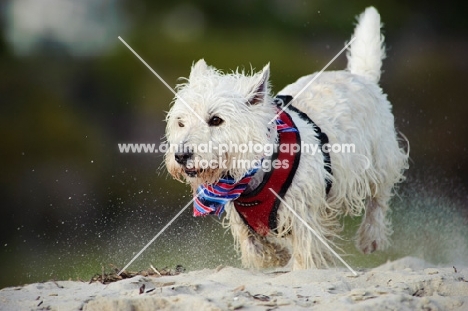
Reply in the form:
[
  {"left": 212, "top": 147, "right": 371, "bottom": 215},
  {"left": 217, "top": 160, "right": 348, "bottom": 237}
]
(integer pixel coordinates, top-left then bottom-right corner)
[
  {"left": 208, "top": 116, "right": 223, "bottom": 126},
  {"left": 178, "top": 121, "right": 184, "bottom": 127}
]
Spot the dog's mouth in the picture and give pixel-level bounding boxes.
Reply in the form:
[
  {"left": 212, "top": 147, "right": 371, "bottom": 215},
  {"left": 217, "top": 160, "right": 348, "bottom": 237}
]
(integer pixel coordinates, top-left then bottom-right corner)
[
  {"left": 183, "top": 166, "right": 209, "bottom": 178},
  {"left": 184, "top": 167, "right": 199, "bottom": 177},
  {"left": 182, "top": 166, "right": 224, "bottom": 184}
]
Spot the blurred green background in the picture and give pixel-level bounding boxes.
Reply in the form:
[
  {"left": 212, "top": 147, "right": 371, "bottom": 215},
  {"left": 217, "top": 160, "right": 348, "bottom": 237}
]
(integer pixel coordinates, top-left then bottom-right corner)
[{"left": 1, "top": 0, "right": 467, "bottom": 288}]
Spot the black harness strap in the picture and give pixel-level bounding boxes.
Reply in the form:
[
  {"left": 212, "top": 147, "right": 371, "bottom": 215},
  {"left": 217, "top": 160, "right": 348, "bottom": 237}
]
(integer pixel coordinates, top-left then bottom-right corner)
[{"left": 274, "top": 95, "right": 333, "bottom": 195}]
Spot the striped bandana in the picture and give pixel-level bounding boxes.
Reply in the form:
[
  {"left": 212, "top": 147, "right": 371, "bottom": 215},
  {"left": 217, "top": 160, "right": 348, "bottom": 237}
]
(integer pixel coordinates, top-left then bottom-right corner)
[
  {"left": 193, "top": 113, "right": 298, "bottom": 217},
  {"left": 193, "top": 168, "right": 259, "bottom": 217}
]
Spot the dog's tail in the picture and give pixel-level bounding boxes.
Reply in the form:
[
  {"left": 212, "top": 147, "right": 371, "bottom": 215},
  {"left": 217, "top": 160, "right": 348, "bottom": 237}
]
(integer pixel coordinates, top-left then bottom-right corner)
[{"left": 346, "top": 7, "right": 385, "bottom": 83}]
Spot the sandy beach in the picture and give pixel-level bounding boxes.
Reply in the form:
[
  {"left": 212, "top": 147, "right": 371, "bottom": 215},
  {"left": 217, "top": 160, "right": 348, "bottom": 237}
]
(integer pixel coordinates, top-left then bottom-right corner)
[{"left": 1, "top": 256, "right": 467, "bottom": 310}]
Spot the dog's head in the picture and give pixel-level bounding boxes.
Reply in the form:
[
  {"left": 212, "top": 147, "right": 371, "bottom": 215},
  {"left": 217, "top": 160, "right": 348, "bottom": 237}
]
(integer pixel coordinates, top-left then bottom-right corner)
[{"left": 165, "top": 59, "right": 276, "bottom": 189}]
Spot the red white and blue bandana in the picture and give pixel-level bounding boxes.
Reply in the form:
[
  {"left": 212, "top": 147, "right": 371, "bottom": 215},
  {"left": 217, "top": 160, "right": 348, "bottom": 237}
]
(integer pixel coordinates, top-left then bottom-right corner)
[{"left": 193, "top": 168, "right": 259, "bottom": 217}]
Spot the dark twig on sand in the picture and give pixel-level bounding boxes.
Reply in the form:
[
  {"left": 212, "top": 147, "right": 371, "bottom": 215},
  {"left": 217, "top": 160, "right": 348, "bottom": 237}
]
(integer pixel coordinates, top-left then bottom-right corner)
[{"left": 89, "top": 264, "right": 185, "bottom": 284}]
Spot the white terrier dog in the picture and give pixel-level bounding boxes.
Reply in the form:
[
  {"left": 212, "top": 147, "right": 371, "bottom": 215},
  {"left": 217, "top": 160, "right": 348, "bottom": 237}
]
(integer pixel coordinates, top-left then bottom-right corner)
[{"left": 165, "top": 7, "right": 408, "bottom": 270}]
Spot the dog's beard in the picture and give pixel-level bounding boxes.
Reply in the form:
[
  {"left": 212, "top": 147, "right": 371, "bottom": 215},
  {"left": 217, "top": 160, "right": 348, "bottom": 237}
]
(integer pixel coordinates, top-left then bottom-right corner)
[{"left": 166, "top": 156, "right": 225, "bottom": 190}]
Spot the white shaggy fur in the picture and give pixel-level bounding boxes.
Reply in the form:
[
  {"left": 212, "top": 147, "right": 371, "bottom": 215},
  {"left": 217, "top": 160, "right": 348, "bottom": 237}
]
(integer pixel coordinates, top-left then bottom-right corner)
[
  {"left": 165, "top": 7, "right": 408, "bottom": 270},
  {"left": 347, "top": 7, "right": 386, "bottom": 83}
]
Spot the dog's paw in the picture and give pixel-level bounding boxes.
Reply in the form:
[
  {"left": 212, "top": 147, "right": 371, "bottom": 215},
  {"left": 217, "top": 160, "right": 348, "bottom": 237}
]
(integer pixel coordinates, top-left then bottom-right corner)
[
  {"left": 241, "top": 236, "right": 291, "bottom": 268},
  {"left": 356, "top": 223, "right": 390, "bottom": 254},
  {"left": 360, "top": 239, "right": 378, "bottom": 254}
]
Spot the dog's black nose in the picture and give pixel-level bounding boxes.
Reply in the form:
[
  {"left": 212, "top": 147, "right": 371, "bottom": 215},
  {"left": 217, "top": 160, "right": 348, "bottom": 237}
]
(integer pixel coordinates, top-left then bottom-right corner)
[{"left": 174, "top": 152, "right": 193, "bottom": 165}]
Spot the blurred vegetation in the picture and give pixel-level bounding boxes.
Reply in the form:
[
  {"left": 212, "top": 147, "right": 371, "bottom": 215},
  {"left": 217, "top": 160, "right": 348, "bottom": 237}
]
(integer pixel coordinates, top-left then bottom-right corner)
[{"left": 0, "top": 0, "right": 467, "bottom": 288}]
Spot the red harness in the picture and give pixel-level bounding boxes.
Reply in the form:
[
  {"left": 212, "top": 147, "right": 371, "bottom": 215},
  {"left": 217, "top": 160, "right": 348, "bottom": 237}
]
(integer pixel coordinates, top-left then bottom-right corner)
[{"left": 233, "top": 109, "right": 301, "bottom": 236}]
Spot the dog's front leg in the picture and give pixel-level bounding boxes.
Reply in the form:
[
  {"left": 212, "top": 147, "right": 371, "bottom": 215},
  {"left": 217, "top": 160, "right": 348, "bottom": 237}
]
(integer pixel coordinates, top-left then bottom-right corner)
[{"left": 227, "top": 208, "right": 290, "bottom": 268}]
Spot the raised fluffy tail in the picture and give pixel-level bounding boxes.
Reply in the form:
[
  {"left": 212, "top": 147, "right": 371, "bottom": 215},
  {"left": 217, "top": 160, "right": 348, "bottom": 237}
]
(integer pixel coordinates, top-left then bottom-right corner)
[{"left": 346, "top": 7, "right": 385, "bottom": 83}]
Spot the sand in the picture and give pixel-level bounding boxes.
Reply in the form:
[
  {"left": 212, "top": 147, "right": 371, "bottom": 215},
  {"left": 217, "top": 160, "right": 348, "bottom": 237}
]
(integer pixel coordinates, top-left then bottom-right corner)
[{"left": 1, "top": 257, "right": 467, "bottom": 311}]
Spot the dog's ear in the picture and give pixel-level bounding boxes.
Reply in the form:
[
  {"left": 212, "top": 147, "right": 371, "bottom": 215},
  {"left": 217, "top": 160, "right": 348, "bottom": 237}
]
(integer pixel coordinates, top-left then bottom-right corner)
[
  {"left": 248, "top": 63, "right": 270, "bottom": 105},
  {"left": 190, "top": 59, "right": 209, "bottom": 80}
]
